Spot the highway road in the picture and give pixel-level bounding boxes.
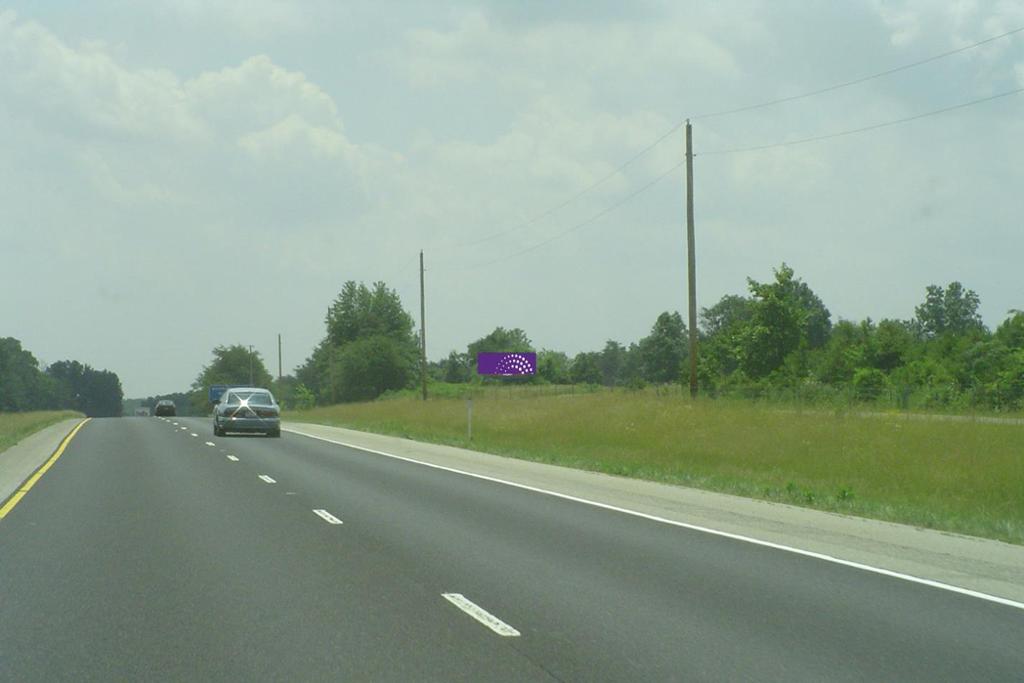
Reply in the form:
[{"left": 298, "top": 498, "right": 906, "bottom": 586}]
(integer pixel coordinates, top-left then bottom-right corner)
[{"left": 1, "top": 417, "right": 1022, "bottom": 681}]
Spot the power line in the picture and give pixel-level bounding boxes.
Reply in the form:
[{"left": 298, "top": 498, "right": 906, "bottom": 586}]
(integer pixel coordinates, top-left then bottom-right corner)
[
  {"left": 386, "top": 25, "right": 1023, "bottom": 281},
  {"left": 444, "top": 85, "right": 1019, "bottom": 274},
  {"left": 451, "top": 23, "right": 1022, "bottom": 250},
  {"left": 443, "top": 159, "right": 685, "bottom": 272},
  {"left": 699, "top": 86, "right": 1024, "bottom": 155},
  {"left": 458, "top": 122, "right": 684, "bottom": 248},
  {"left": 691, "top": 25, "right": 1024, "bottom": 120}
]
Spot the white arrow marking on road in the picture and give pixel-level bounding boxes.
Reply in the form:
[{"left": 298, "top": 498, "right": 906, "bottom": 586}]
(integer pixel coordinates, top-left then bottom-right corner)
[
  {"left": 226, "top": 455, "right": 238, "bottom": 462},
  {"left": 442, "top": 594, "right": 520, "bottom": 637},
  {"left": 312, "top": 509, "right": 343, "bottom": 525},
  {"left": 258, "top": 474, "right": 276, "bottom": 484}
]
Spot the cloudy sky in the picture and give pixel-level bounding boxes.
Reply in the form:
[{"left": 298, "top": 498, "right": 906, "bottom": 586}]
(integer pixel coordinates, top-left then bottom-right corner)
[{"left": 1, "top": 1, "right": 1022, "bottom": 397}]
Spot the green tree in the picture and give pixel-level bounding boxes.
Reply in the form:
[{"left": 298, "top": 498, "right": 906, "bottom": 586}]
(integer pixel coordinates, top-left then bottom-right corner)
[
  {"left": 813, "top": 319, "right": 873, "bottom": 385},
  {"left": 0, "top": 338, "right": 48, "bottom": 411},
  {"left": 439, "top": 351, "right": 472, "bottom": 383},
  {"left": 638, "top": 312, "right": 687, "bottom": 384},
  {"left": 914, "top": 282, "right": 984, "bottom": 338},
  {"left": 467, "top": 327, "right": 535, "bottom": 384},
  {"left": 598, "top": 340, "right": 627, "bottom": 386},
  {"left": 191, "top": 345, "right": 274, "bottom": 411},
  {"left": 874, "top": 319, "right": 914, "bottom": 372},
  {"left": 739, "top": 264, "right": 830, "bottom": 379},
  {"left": 46, "top": 359, "right": 123, "bottom": 417},
  {"left": 467, "top": 327, "right": 533, "bottom": 357},
  {"left": 296, "top": 338, "right": 332, "bottom": 402},
  {"left": 327, "top": 281, "right": 416, "bottom": 348},
  {"left": 570, "top": 351, "right": 603, "bottom": 385},
  {"left": 700, "top": 294, "right": 753, "bottom": 338},
  {"left": 537, "top": 349, "right": 571, "bottom": 384},
  {"left": 994, "top": 311, "right": 1024, "bottom": 350},
  {"left": 329, "top": 335, "right": 413, "bottom": 402}
]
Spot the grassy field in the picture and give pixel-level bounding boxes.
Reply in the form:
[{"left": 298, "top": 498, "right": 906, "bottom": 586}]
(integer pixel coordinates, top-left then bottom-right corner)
[
  {"left": 288, "top": 387, "right": 1024, "bottom": 545},
  {"left": 0, "top": 411, "right": 83, "bottom": 456}
]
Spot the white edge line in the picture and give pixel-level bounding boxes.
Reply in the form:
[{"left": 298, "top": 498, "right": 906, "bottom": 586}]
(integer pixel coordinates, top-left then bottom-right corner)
[
  {"left": 284, "top": 427, "right": 1024, "bottom": 612},
  {"left": 442, "top": 593, "right": 520, "bottom": 636},
  {"left": 258, "top": 474, "right": 276, "bottom": 484},
  {"left": 313, "top": 509, "right": 343, "bottom": 525}
]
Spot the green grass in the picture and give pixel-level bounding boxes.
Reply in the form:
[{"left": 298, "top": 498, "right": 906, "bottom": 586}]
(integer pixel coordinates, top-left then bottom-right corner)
[
  {"left": 0, "top": 411, "right": 83, "bottom": 456},
  {"left": 287, "top": 387, "right": 1024, "bottom": 545}
]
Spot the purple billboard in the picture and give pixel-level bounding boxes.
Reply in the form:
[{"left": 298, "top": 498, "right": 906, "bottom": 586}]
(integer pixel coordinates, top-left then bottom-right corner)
[{"left": 477, "top": 352, "right": 536, "bottom": 376}]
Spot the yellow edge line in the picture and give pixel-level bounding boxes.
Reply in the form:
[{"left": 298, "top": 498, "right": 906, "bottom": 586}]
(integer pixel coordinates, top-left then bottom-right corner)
[{"left": 0, "top": 418, "right": 91, "bottom": 519}]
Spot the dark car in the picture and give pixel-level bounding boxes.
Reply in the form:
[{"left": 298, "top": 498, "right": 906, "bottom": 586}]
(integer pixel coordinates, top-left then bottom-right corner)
[
  {"left": 154, "top": 399, "right": 176, "bottom": 417},
  {"left": 213, "top": 387, "right": 280, "bottom": 437}
]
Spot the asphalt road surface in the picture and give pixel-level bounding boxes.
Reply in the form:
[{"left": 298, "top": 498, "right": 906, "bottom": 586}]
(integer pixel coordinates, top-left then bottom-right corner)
[{"left": 1, "top": 417, "right": 1022, "bottom": 681}]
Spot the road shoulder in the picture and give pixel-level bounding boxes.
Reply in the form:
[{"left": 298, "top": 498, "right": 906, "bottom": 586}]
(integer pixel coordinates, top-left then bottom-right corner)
[
  {"left": 0, "top": 418, "right": 84, "bottom": 506},
  {"left": 284, "top": 420, "right": 1024, "bottom": 604}
]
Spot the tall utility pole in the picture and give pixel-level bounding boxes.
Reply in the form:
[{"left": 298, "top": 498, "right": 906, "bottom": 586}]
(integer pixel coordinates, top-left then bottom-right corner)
[
  {"left": 685, "top": 120, "right": 698, "bottom": 399},
  {"left": 419, "top": 250, "right": 427, "bottom": 401},
  {"left": 249, "top": 345, "right": 254, "bottom": 386},
  {"left": 277, "top": 333, "right": 282, "bottom": 382}
]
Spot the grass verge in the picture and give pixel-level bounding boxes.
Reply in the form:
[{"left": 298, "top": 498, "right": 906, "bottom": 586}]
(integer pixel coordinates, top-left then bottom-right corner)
[
  {"left": 287, "top": 389, "right": 1024, "bottom": 545},
  {"left": 0, "top": 411, "right": 83, "bottom": 456}
]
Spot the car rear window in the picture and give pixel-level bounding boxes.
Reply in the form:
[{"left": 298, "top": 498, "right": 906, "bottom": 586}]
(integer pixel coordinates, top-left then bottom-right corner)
[{"left": 235, "top": 391, "right": 274, "bottom": 406}]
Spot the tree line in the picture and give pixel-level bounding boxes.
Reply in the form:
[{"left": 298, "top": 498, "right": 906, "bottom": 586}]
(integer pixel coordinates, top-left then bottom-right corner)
[
  {"left": 0, "top": 337, "right": 124, "bottom": 417},
  {"left": 182, "top": 266, "right": 1021, "bottom": 413}
]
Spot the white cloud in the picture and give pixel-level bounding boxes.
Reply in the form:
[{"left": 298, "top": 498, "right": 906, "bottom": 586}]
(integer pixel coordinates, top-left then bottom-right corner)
[
  {"left": 398, "top": 8, "right": 740, "bottom": 95},
  {"left": 1, "top": 3, "right": 1021, "bottom": 396}
]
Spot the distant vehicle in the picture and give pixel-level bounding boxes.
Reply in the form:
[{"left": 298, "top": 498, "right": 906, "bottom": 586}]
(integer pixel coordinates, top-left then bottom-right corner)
[
  {"left": 213, "top": 387, "right": 280, "bottom": 438},
  {"left": 154, "top": 400, "right": 176, "bottom": 417},
  {"left": 134, "top": 407, "right": 151, "bottom": 417}
]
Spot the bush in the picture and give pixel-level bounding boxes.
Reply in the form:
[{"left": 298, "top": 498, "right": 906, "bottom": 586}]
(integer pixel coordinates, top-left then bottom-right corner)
[{"left": 852, "top": 368, "right": 887, "bottom": 402}]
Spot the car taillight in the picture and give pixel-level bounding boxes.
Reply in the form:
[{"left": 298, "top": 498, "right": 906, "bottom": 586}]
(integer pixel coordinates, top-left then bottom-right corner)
[{"left": 256, "top": 408, "right": 277, "bottom": 417}]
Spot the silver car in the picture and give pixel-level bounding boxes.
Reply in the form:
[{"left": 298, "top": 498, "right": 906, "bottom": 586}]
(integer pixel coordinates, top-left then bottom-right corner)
[{"left": 213, "top": 387, "right": 281, "bottom": 437}]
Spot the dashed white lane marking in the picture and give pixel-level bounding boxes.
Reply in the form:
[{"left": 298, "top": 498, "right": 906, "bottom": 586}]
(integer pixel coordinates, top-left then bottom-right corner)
[
  {"left": 190, "top": 433, "right": 198, "bottom": 437},
  {"left": 312, "top": 509, "right": 343, "bottom": 525},
  {"left": 180, "top": 427, "right": 188, "bottom": 431},
  {"left": 226, "top": 455, "right": 239, "bottom": 462},
  {"left": 172, "top": 422, "right": 179, "bottom": 426},
  {"left": 442, "top": 593, "right": 520, "bottom": 637},
  {"left": 258, "top": 474, "right": 276, "bottom": 484},
  {"left": 205, "top": 441, "right": 215, "bottom": 446}
]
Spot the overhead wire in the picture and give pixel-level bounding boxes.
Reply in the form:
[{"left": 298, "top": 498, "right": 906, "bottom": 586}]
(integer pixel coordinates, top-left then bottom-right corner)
[
  {"left": 457, "top": 121, "right": 684, "bottom": 248},
  {"left": 392, "top": 24, "right": 1023, "bottom": 277},
  {"left": 690, "top": 25, "right": 1024, "bottom": 120},
  {"left": 699, "top": 86, "right": 1024, "bottom": 155},
  {"left": 441, "top": 159, "right": 685, "bottom": 272}
]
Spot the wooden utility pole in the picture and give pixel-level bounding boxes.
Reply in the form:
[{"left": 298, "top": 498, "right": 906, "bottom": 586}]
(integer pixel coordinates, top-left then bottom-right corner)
[
  {"left": 278, "top": 333, "right": 282, "bottom": 382},
  {"left": 419, "top": 250, "right": 427, "bottom": 401},
  {"left": 685, "top": 120, "right": 698, "bottom": 398}
]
